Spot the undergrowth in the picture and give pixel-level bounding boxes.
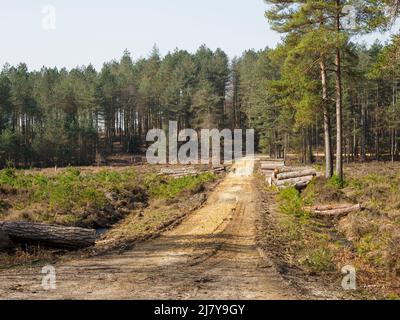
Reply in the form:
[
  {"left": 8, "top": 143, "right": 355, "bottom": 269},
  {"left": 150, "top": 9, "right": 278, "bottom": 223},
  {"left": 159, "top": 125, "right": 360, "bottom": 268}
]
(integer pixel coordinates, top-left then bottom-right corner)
[
  {"left": 144, "top": 172, "right": 216, "bottom": 200},
  {"left": 0, "top": 167, "right": 216, "bottom": 227},
  {"left": 273, "top": 164, "right": 400, "bottom": 298},
  {"left": 275, "top": 186, "right": 340, "bottom": 273}
]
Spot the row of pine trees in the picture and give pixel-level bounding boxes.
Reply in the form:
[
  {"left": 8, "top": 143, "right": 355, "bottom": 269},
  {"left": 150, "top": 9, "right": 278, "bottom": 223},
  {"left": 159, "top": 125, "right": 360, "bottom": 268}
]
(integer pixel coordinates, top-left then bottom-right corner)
[
  {"left": 260, "top": 0, "right": 400, "bottom": 180},
  {"left": 0, "top": 46, "right": 231, "bottom": 167},
  {"left": 1, "top": 0, "right": 400, "bottom": 177}
]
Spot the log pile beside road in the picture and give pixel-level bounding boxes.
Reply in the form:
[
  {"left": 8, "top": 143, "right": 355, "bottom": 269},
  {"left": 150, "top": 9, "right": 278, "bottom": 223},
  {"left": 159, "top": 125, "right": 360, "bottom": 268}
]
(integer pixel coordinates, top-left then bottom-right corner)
[
  {"left": 260, "top": 159, "right": 317, "bottom": 189},
  {"left": 261, "top": 161, "right": 286, "bottom": 171},
  {"left": 159, "top": 166, "right": 226, "bottom": 178}
]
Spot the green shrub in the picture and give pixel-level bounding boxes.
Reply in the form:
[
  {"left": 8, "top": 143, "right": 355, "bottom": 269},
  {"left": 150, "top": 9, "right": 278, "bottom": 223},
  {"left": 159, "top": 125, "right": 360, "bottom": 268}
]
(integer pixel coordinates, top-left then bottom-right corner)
[
  {"left": 349, "top": 178, "right": 364, "bottom": 191},
  {"left": 302, "top": 179, "right": 316, "bottom": 206},
  {"left": 304, "top": 247, "right": 335, "bottom": 272},
  {"left": 0, "top": 166, "right": 17, "bottom": 186},
  {"left": 146, "top": 172, "right": 216, "bottom": 200},
  {"left": 0, "top": 166, "right": 216, "bottom": 226},
  {"left": 327, "top": 174, "right": 347, "bottom": 189},
  {"left": 277, "top": 187, "right": 308, "bottom": 219},
  {"left": 0, "top": 167, "right": 139, "bottom": 213},
  {"left": 386, "top": 293, "right": 400, "bottom": 300}
]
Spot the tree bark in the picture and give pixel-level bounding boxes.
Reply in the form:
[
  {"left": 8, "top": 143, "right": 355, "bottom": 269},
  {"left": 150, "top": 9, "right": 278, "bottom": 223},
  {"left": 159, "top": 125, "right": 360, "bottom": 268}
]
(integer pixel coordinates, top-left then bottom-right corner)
[
  {"left": 275, "top": 175, "right": 315, "bottom": 188},
  {"left": 276, "top": 169, "right": 317, "bottom": 181},
  {"left": 335, "top": 0, "right": 344, "bottom": 181},
  {"left": 354, "top": 116, "right": 359, "bottom": 161},
  {"left": 391, "top": 128, "right": 395, "bottom": 162},
  {"left": 0, "top": 221, "right": 96, "bottom": 249},
  {"left": 311, "top": 204, "right": 361, "bottom": 219},
  {"left": 275, "top": 166, "right": 313, "bottom": 174},
  {"left": 307, "top": 127, "right": 314, "bottom": 164},
  {"left": 320, "top": 57, "right": 333, "bottom": 178},
  {"left": 0, "top": 230, "right": 11, "bottom": 250},
  {"left": 361, "top": 92, "right": 367, "bottom": 162},
  {"left": 261, "top": 162, "right": 285, "bottom": 170}
]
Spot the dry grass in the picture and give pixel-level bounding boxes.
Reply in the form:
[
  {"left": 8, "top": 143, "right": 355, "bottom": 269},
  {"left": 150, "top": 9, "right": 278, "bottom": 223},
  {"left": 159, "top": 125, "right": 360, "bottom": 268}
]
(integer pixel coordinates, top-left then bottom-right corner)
[
  {"left": 0, "top": 246, "right": 59, "bottom": 269},
  {"left": 263, "top": 161, "right": 400, "bottom": 299},
  {"left": 95, "top": 192, "right": 210, "bottom": 253}
]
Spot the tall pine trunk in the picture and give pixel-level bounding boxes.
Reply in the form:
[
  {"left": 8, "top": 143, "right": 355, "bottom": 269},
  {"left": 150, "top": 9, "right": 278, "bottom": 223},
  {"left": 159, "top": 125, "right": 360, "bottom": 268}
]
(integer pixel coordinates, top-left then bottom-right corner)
[
  {"left": 335, "top": 0, "right": 344, "bottom": 181},
  {"left": 307, "top": 127, "right": 314, "bottom": 164},
  {"left": 320, "top": 57, "right": 333, "bottom": 178},
  {"left": 361, "top": 93, "right": 367, "bottom": 162}
]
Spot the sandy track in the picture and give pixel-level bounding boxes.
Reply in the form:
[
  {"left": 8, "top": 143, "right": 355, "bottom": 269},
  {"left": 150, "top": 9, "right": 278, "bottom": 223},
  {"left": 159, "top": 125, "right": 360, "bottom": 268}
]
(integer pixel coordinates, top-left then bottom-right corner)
[{"left": 0, "top": 158, "right": 296, "bottom": 300}]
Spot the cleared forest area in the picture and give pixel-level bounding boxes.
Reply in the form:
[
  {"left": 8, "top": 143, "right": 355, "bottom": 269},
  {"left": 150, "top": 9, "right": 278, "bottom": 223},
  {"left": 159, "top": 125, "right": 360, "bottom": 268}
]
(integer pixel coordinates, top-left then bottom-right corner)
[
  {"left": 0, "top": 163, "right": 224, "bottom": 266},
  {"left": 259, "top": 160, "right": 400, "bottom": 299}
]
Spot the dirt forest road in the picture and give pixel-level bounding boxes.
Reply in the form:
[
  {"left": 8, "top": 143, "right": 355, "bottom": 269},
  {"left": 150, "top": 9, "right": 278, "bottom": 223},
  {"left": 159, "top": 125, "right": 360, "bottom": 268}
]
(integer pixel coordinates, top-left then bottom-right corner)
[{"left": 0, "top": 157, "right": 297, "bottom": 300}]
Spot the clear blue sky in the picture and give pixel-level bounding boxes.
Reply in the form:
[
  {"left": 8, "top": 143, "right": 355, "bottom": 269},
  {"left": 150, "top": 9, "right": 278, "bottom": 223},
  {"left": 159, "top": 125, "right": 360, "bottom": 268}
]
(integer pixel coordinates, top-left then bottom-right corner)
[{"left": 0, "top": 0, "right": 395, "bottom": 71}]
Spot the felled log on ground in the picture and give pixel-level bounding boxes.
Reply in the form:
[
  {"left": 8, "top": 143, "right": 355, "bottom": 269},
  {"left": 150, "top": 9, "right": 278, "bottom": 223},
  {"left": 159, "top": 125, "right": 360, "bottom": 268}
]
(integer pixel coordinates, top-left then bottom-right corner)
[
  {"left": 261, "top": 160, "right": 285, "bottom": 165},
  {"left": 261, "top": 168, "right": 275, "bottom": 174},
  {"left": 160, "top": 167, "right": 198, "bottom": 174},
  {"left": 131, "top": 156, "right": 144, "bottom": 164},
  {"left": 160, "top": 165, "right": 225, "bottom": 179},
  {"left": 168, "top": 171, "right": 197, "bottom": 176},
  {"left": 274, "top": 167, "right": 311, "bottom": 174},
  {"left": 275, "top": 175, "right": 315, "bottom": 188},
  {"left": 261, "top": 164, "right": 285, "bottom": 171},
  {"left": 0, "top": 221, "right": 96, "bottom": 249},
  {"left": 261, "top": 158, "right": 284, "bottom": 163},
  {"left": 276, "top": 169, "right": 317, "bottom": 181},
  {"left": 294, "top": 181, "right": 311, "bottom": 191},
  {"left": 212, "top": 166, "right": 225, "bottom": 173},
  {"left": 309, "top": 204, "right": 361, "bottom": 219},
  {"left": 169, "top": 174, "right": 196, "bottom": 179},
  {"left": 261, "top": 160, "right": 285, "bottom": 164},
  {"left": 266, "top": 172, "right": 275, "bottom": 187},
  {"left": 277, "top": 180, "right": 311, "bottom": 191},
  {"left": 0, "top": 230, "right": 11, "bottom": 250},
  {"left": 312, "top": 203, "right": 358, "bottom": 211},
  {"left": 260, "top": 159, "right": 285, "bottom": 173},
  {"left": 159, "top": 168, "right": 199, "bottom": 177}
]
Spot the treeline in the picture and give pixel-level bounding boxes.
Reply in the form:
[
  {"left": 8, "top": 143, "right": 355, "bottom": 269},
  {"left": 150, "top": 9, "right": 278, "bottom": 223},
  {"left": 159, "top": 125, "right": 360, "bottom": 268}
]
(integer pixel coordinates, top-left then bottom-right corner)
[
  {"left": 234, "top": 40, "right": 400, "bottom": 164},
  {"left": 0, "top": 46, "right": 232, "bottom": 167},
  {"left": 256, "top": 0, "right": 400, "bottom": 180},
  {"left": 1, "top": 0, "right": 400, "bottom": 175},
  {"left": 1, "top": 40, "right": 399, "bottom": 170}
]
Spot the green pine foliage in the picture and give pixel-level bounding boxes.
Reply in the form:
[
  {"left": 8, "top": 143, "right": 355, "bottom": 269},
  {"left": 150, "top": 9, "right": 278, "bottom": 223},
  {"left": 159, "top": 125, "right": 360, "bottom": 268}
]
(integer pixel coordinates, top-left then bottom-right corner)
[{"left": 0, "top": 2, "right": 399, "bottom": 169}]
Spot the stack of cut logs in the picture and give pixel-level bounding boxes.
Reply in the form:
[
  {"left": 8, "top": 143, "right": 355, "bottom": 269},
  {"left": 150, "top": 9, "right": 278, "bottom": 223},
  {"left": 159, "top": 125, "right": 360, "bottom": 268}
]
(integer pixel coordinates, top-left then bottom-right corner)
[
  {"left": 261, "top": 159, "right": 317, "bottom": 189},
  {"left": 159, "top": 166, "right": 226, "bottom": 179}
]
